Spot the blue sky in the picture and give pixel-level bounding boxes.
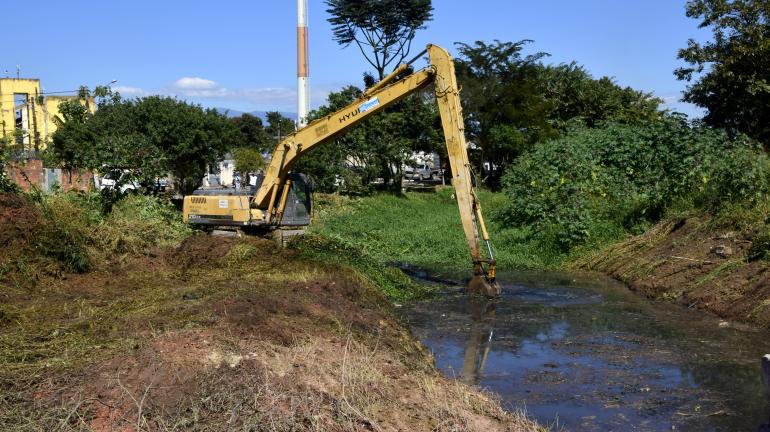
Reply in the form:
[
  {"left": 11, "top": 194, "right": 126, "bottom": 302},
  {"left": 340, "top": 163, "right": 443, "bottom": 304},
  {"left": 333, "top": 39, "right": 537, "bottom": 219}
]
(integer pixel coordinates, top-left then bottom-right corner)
[{"left": 4, "top": 1, "right": 710, "bottom": 117}]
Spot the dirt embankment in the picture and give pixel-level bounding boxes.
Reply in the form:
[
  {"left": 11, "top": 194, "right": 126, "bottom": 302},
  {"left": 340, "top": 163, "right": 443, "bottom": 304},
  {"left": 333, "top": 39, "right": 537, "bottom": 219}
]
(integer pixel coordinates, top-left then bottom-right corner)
[
  {"left": 1, "top": 196, "right": 540, "bottom": 432},
  {"left": 571, "top": 217, "right": 770, "bottom": 329}
]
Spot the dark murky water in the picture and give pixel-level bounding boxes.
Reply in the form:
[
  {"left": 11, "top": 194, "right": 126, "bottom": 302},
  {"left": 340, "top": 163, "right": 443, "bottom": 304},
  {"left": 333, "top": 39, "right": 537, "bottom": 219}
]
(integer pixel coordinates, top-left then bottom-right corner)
[{"left": 401, "top": 270, "right": 770, "bottom": 431}]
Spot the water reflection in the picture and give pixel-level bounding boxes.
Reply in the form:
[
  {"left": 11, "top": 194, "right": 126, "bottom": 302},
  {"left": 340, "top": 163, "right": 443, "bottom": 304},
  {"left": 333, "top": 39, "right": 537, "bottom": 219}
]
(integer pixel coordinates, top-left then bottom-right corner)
[
  {"left": 460, "top": 297, "right": 495, "bottom": 384},
  {"left": 404, "top": 270, "right": 770, "bottom": 432}
]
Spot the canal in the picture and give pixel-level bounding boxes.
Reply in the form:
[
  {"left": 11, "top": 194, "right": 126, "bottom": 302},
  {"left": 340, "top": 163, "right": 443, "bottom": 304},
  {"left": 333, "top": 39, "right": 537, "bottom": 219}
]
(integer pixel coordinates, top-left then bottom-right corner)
[{"left": 402, "top": 269, "right": 770, "bottom": 431}]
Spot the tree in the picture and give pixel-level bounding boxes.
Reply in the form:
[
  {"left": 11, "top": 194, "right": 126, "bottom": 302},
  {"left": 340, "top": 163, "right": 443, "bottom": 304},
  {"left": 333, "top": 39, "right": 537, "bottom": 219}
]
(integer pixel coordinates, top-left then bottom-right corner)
[
  {"left": 231, "top": 113, "right": 272, "bottom": 154},
  {"left": 676, "top": 0, "right": 770, "bottom": 148},
  {"left": 454, "top": 40, "right": 662, "bottom": 187},
  {"left": 325, "top": 0, "right": 433, "bottom": 79},
  {"left": 540, "top": 63, "right": 662, "bottom": 128},
  {"left": 50, "top": 93, "right": 238, "bottom": 195},
  {"left": 454, "top": 40, "right": 554, "bottom": 185},
  {"left": 232, "top": 147, "right": 265, "bottom": 174},
  {"left": 265, "top": 112, "right": 296, "bottom": 144}
]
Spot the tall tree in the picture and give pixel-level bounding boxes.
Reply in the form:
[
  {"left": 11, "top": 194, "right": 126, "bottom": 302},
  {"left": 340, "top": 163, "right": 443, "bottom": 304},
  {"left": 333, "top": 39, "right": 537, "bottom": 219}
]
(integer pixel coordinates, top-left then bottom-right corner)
[
  {"left": 675, "top": 0, "right": 770, "bottom": 148},
  {"left": 231, "top": 113, "right": 272, "bottom": 154},
  {"left": 325, "top": 0, "right": 433, "bottom": 79},
  {"left": 265, "top": 112, "right": 296, "bottom": 144},
  {"left": 50, "top": 94, "right": 238, "bottom": 195},
  {"left": 454, "top": 40, "right": 553, "bottom": 185}
]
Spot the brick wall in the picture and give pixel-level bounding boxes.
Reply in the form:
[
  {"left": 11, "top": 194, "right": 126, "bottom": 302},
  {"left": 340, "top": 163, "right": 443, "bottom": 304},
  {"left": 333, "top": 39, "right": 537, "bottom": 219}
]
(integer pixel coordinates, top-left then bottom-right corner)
[{"left": 4, "top": 159, "right": 94, "bottom": 192}]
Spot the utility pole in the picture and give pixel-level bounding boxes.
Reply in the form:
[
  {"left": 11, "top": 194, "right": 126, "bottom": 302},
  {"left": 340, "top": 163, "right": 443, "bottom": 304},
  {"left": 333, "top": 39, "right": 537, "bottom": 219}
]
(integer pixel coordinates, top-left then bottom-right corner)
[{"left": 297, "top": 0, "right": 309, "bottom": 127}]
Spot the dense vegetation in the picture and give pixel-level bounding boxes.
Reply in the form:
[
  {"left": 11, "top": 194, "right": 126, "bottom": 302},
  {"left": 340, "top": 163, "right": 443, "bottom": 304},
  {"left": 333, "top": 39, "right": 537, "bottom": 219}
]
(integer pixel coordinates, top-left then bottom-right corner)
[
  {"left": 313, "top": 113, "right": 770, "bottom": 272},
  {"left": 0, "top": 191, "right": 190, "bottom": 282},
  {"left": 311, "top": 190, "right": 566, "bottom": 271},
  {"left": 50, "top": 91, "right": 239, "bottom": 195},
  {"left": 498, "top": 117, "right": 770, "bottom": 251},
  {"left": 48, "top": 89, "right": 296, "bottom": 196},
  {"left": 455, "top": 40, "right": 662, "bottom": 186}
]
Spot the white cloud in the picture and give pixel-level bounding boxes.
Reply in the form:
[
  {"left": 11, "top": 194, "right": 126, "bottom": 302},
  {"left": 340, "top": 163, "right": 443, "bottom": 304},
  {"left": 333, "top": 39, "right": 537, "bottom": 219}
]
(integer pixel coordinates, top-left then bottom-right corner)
[
  {"left": 172, "top": 77, "right": 219, "bottom": 90},
  {"left": 166, "top": 77, "right": 227, "bottom": 98},
  {"left": 113, "top": 85, "right": 146, "bottom": 97},
  {"left": 106, "top": 79, "right": 344, "bottom": 113}
]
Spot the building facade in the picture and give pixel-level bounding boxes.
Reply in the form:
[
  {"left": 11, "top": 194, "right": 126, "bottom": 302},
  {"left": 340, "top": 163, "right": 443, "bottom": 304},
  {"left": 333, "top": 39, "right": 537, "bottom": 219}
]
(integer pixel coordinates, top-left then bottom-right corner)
[{"left": 0, "top": 78, "right": 87, "bottom": 152}]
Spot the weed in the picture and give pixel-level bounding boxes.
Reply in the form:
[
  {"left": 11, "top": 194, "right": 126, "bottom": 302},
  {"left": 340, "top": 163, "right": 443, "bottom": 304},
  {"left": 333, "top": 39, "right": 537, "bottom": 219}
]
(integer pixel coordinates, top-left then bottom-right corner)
[
  {"left": 696, "top": 260, "right": 744, "bottom": 286},
  {"left": 288, "top": 233, "right": 436, "bottom": 301},
  {"left": 748, "top": 228, "right": 770, "bottom": 261},
  {"left": 311, "top": 189, "right": 608, "bottom": 272}
]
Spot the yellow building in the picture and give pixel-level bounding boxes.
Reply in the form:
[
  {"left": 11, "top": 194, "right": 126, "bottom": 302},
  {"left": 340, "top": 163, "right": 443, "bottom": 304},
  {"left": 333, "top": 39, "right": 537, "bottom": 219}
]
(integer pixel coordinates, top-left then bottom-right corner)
[{"left": 0, "top": 78, "right": 89, "bottom": 152}]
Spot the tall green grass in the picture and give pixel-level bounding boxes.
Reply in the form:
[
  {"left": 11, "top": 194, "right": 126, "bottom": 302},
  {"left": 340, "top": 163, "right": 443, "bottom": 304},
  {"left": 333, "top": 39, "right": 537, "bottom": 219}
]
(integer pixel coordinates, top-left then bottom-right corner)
[{"left": 311, "top": 189, "right": 610, "bottom": 272}]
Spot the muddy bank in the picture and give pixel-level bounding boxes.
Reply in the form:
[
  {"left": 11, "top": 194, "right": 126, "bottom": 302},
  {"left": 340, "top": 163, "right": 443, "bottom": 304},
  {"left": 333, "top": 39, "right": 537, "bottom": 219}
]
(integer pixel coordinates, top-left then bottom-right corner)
[
  {"left": 0, "top": 231, "right": 540, "bottom": 431},
  {"left": 570, "top": 217, "right": 770, "bottom": 329}
]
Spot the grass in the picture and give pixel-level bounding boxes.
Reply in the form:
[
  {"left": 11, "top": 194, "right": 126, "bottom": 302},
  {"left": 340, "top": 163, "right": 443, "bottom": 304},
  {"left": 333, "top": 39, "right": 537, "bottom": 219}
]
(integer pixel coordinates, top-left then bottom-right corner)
[
  {"left": 311, "top": 188, "right": 623, "bottom": 273},
  {"left": 288, "top": 232, "right": 437, "bottom": 302}
]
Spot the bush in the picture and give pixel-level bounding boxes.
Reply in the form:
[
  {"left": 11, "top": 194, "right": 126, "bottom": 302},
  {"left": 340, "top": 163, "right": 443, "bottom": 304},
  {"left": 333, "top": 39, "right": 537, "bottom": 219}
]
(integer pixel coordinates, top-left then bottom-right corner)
[
  {"left": 498, "top": 117, "right": 770, "bottom": 251},
  {"left": 0, "top": 138, "right": 19, "bottom": 194},
  {"left": 748, "top": 229, "right": 770, "bottom": 261}
]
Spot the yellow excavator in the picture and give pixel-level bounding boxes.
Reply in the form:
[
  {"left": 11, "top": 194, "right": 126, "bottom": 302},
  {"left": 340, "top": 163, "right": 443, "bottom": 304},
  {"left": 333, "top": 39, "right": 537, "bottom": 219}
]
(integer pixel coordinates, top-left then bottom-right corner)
[{"left": 183, "top": 44, "right": 500, "bottom": 297}]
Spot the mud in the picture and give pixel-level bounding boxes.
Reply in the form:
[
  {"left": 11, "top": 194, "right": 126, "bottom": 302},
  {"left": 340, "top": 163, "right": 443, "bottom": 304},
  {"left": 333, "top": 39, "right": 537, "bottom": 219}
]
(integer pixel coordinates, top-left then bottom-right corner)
[
  {"left": 403, "top": 269, "right": 770, "bottom": 431},
  {"left": 572, "top": 217, "right": 770, "bottom": 329}
]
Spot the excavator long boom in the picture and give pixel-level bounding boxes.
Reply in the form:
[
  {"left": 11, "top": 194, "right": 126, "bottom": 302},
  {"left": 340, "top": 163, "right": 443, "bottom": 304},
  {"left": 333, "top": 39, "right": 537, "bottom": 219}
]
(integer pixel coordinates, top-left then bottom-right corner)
[{"left": 185, "top": 44, "right": 499, "bottom": 296}]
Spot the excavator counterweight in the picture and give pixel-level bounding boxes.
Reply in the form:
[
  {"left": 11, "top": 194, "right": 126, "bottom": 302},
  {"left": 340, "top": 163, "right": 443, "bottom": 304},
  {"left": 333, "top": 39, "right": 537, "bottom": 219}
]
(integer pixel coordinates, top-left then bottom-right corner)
[{"left": 183, "top": 44, "right": 500, "bottom": 297}]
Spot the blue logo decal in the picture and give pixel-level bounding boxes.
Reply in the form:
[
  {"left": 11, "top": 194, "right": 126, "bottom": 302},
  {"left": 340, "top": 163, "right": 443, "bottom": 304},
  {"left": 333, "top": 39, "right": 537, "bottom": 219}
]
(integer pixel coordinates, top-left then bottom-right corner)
[{"left": 359, "top": 97, "right": 380, "bottom": 113}]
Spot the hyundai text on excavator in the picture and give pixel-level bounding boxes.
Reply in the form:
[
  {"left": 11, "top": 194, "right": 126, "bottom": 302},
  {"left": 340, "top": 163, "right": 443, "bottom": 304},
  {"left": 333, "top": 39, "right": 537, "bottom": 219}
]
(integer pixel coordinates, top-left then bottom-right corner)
[{"left": 182, "top": 44, "right": 500, "bottom": 297}]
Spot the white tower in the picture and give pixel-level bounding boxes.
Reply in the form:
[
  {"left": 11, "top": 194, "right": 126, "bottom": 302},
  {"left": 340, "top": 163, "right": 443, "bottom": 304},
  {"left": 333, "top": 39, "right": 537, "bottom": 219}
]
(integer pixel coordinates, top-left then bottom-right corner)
[{"left": 297, "top": 0, "right": 310, "bottom": 127}]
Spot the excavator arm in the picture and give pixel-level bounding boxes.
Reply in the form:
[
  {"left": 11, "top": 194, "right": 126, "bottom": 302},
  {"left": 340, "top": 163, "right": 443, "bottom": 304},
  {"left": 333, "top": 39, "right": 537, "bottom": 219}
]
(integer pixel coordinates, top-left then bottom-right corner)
[{"left": 185, "top": 44, "right": 499, "bottom": 296}]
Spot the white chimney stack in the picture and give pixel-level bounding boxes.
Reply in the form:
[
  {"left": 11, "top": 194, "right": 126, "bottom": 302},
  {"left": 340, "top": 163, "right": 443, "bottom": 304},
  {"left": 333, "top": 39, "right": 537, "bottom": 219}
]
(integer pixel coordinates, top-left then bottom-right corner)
[{"left": 297, "top": 0, "right": 310, "bottom": 127}]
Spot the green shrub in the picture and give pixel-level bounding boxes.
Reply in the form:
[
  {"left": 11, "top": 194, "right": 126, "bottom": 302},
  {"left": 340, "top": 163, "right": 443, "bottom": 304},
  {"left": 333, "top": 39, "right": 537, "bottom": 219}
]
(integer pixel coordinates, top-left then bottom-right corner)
[
  {"left": 0, "top": 139, "right": 19, "bottom": 194},
  {"left": 2, "top": 191, "right": 192, "bottom": 281},
  {"left": 498, "top": 117, "right": 770, "bottom": 251},
  {"left": 0, "top": 171, "right": 17, "bottom": 193}
]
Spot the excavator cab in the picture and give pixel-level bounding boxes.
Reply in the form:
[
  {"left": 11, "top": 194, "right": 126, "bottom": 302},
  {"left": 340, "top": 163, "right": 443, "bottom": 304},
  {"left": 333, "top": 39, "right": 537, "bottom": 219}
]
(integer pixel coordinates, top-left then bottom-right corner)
[
  {"left": 184, "top": 172, "right": 311, "bottom": 228},
  {"left": 276, "top": 173, "right": 312, "bottom": 227}
]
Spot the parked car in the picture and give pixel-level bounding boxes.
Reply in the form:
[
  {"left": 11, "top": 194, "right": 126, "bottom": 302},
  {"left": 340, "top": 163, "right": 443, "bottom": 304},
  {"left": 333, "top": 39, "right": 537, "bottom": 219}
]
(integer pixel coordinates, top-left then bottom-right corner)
[
  {"left": 100, "top": 170, "right": 168, "bottom": 194},
  {"left": 407, "top": 163, "right": 438, "bottom": 181}
]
